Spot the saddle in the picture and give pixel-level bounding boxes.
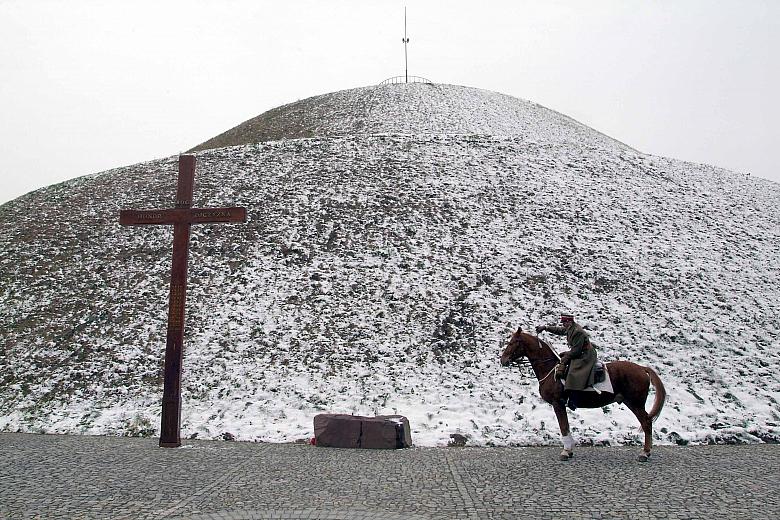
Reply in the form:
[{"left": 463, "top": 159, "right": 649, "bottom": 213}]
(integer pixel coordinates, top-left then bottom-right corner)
[{"left": 586, "top": 362, "right": 613, "bottom": 395}]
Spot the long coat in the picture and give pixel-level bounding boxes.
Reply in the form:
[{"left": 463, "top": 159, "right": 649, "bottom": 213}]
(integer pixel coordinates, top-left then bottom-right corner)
[{"left": 545, "top": 321, "right": 597, "bottom": 391}]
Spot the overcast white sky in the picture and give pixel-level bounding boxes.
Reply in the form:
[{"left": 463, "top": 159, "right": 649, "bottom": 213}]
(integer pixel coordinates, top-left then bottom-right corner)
[{"left": 1, "top": 0, "right": 777, "bottom": 205}]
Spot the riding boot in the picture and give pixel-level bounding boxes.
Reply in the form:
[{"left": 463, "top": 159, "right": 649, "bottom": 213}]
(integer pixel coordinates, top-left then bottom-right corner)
[{"left": 566, "top": 391, "right": 578, "bottom": 411}]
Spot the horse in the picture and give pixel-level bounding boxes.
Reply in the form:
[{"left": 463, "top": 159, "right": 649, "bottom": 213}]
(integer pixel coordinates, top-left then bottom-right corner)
[{"left": 499, "top": 326, "right": 666, "bottom": 461}]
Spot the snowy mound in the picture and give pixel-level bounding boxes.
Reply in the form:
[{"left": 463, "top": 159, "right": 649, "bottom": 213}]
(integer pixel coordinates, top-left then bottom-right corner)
[
  {"left": 1, "top": 85, "right": 779, "bottom": 447},
  {"left": 190, "top": 84, "right": 627, "bottom": 152}
]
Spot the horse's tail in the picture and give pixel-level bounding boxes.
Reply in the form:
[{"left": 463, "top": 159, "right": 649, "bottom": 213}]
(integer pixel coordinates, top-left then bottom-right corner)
[{"left": 645, "top": 366, "right": 666, "bottom": 423}]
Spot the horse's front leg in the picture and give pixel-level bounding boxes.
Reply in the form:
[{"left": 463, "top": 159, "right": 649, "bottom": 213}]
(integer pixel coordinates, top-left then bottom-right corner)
[{"left": 552, "top": 401, "right": 574, "bottom": 460}]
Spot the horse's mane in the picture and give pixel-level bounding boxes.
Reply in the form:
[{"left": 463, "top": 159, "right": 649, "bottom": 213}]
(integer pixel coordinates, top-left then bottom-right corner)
[
  {"left": 515, "top": 327, "right": 539, "bottom": 343},
  {"left": 517, "top": 327, "right": 559, "bottom": 360}
]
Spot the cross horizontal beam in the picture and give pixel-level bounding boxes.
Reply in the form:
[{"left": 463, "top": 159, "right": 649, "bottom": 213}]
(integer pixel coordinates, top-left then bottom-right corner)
[{"left": 119, "top": 207, "right": 247, "bottom": 226}]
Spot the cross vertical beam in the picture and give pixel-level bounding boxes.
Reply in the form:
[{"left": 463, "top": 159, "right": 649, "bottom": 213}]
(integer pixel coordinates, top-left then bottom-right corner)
[
  {"left": 160, "top": 155, "right": 195, "bottom": 447},
  {"left": 119, "top": 155, "right": 246, "bottom": 448}
]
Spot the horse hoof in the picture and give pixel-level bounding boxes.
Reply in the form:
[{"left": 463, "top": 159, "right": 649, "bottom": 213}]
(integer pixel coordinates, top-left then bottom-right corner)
[
  {"left": 559, "top": 450, "right": 573, "bottom": 461},
  {"left": 637, "top": 452, "right": 650, "bottom": 462}
]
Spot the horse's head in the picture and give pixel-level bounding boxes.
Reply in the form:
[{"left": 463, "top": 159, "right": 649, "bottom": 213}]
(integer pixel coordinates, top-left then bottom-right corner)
[{"left": 500, "top": 326, "right": 530, "bottom": 366}]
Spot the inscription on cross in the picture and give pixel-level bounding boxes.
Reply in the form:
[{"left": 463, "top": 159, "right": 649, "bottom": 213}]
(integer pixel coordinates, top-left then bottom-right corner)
[{"left": 119, "top": 155, "right": 246, "bottom": 447}]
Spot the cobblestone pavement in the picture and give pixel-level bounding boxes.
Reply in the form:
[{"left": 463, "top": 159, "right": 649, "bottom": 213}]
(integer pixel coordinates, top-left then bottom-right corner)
[{"left": 0, "top": 433, "right": 778, "bottom": 519}]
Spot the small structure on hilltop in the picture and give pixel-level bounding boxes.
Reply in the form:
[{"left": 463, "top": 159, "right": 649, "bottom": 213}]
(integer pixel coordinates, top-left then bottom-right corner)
[{"left": 380, "top": 7, "right": 433, "bottom": 86}]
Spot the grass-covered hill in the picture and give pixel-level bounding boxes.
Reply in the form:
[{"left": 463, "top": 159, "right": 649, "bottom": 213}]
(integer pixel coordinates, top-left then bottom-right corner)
[{"left": 1, "top": 84, "right": 778, "bottom": 446}]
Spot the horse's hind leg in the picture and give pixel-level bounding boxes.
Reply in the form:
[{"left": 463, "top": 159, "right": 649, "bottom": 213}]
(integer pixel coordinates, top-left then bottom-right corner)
[
  {"left": 552, "top": 402, "right": 574, "bottom": 460},
  {"left": 627, "top": 403, "right": 653, "bottom": 462}
]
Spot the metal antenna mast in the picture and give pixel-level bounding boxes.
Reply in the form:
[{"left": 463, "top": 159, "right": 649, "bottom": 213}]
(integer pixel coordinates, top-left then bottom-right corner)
[{"left": 403, "top": 7, "right": 410, "bottom": 83}]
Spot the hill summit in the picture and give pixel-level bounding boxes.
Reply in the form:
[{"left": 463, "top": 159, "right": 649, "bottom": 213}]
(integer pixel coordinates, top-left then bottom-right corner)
[
  {"left": 1, "top": 84, "right": 779, "bottom": 446},
  {"left": 190, "top": 84, "right": 626, "bottom": 151}
]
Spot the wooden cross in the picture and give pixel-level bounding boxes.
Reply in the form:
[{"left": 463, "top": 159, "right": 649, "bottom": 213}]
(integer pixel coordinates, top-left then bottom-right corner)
[{"left": 119, "top": 154, "right": 246, "bottom": 447}]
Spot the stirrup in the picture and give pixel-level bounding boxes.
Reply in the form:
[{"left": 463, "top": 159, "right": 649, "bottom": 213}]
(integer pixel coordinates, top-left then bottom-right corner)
[{"left": 559, "top": 449, "right": 573, "bottom": 460}]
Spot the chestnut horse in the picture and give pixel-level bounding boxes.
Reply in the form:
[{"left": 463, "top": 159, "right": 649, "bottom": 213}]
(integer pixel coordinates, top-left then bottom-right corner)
[{"left": 500, "top": 326, "right": 666, "bottom": 461}]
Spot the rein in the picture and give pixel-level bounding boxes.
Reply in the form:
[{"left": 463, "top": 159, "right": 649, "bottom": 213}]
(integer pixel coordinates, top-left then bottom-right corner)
[
  {"left": 538, "top": 365, "right": 558, "bottom": 384},
  {"left": 524, "top": 333, "right": 561, "bottom": 383},
  {"left": 525, "top": 356, "right": 560, "bottom": 382}
]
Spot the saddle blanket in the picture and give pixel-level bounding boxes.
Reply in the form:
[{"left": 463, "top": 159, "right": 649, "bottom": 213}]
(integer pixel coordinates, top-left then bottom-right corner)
[{"left": 581, "top": 364, "right": 614, "bottom": 394}]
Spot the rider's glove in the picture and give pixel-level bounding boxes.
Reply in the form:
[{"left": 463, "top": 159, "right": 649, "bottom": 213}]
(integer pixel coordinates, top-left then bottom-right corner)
[{"left": 535, "top": 325, "right": 546, "bottom": 333}]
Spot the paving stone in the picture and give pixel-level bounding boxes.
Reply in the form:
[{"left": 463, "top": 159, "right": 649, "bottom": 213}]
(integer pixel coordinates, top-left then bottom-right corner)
[{"left": 0, "top": 433, "right": 777, "bottom": 519}]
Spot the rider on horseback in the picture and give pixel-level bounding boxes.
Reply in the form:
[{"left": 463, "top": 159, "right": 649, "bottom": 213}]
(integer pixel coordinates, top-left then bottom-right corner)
[{"left": 536, "top": 314, "right": 597, "bottom": 410}]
